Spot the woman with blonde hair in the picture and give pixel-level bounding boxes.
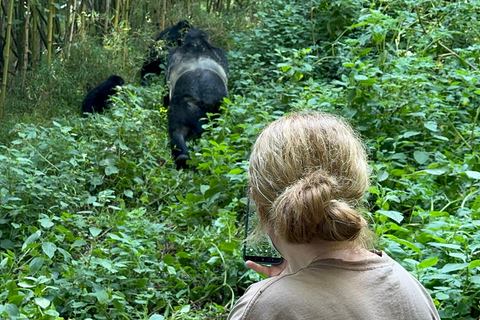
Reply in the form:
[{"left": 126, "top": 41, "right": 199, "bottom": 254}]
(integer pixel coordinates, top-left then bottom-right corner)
[{"left": 228, "top": 112, "right": 440, "bottom": 320}]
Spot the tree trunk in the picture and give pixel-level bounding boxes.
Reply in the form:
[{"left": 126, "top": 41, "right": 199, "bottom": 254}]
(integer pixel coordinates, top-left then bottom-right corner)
[
  {"left": 65, "top": 0, "right": 77, "bottom": 57},
  {"left": 113, "top": 0, "right": 120, "bottom": 30},
  {"left": 46, "top": 0, "right": 54, "bottom": 66},
  {"left": 22, "top": 0, "right": 30, "bottom": 90},
  {"left": 32, "top": 0, "right": 38, "bottom": 67},
  {"left": 0, "top": 0, "right": 15, "bottom": 119},
  {"left": 104, "top": 0, "right": 110, "bottom": 34},
  {"left": 161, "top": 0, "right": 166, "bottom": 30}
]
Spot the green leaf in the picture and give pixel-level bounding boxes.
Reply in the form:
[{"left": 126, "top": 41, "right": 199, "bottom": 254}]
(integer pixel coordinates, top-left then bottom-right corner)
[
  {"left": 413, "top": 151, "right": 429, "bottom": 164},
  {"left": 89, "top": 227, "right": 102, "bottom": 237},
  {"left": 163, "top": 254, "right": 175, "bottom": 265},
  {"left": 385, "top": 235, "right": 421, "bottom": 254},
  {"left": 124, "top": 189, "right": 133, "bottom": 198},
  {"left": 167, "top": 266, "right": 176, "bottom": 275},
  {"left": 22, "top": 231, "right": 41, "bottom": 251},
  {"left": 402, "top": 131, "right": 420, "bottom": 138},
  {"left": 5, "top": 304, "right": 19, "bottom": 316},
  {"left": 39, "top": 218, "right": 54, "bottom": 229},
  {"left": 470, "top": 276, "right": 480, "bottom": 284},
  {"left": 465, "top": 171, "right": 480, "bottom": 180},
  {"left": 29, "top": 257, "right": 44, "bottom": 275},
  {"left": 424, "top": 121, "right": 438, "bottom": 132},
  {"left": 96, "top": 290, "right": 109, "bottom": 304},
  {"left": 442, "top": 263, "right": 470, "bottom": 273},
  {"left": 42, "top": 242, "right": 57, "bottom": 259},
  {"left": 377, "top": 170, "right": 389, "bottom": 182},
  {"left": 377, "top": 210, "right": 404, "bottom": 223},
  {"left": 180, "top": 305, "right": 191, "bottom": 313},
  {"left": 200, "top": 185, "right": 210, "bottom": 195},
  {"left": 468, "top": 260, "right": 480, "bottom": 269},
  {"left": 417, "top": 257, "right": 438, "bottom": 269},
  {"left": 105, "top": 165, "right": 119, "bottom": 175},
  {"left": 35, "top": 297, "right": 51, "bottom": 309},
  {"left": 149, "top": 315, "right": 165, "bottom": 320},
  {"left": 354, "top": 75, "right": 369, "bottom": 81},
  {"left": 228, "top": 168, "right": 243, "bottom": 175},
  {"left": 428, "top": 243, "right": 461, "bottom": 250},
  {"left": 424, "top": 168, "right": 447, "bottom": 175}
]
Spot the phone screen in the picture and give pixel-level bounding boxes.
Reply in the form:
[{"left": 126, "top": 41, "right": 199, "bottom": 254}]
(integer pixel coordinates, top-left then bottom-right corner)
[{"left": 243, "top": 198, "right": 283, "bottom": 265}]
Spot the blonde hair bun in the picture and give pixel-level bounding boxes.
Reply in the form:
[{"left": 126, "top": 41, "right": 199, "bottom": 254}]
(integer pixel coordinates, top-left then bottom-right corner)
[{"left": 249, "top": 112, "right": 371, "bottom": 245}]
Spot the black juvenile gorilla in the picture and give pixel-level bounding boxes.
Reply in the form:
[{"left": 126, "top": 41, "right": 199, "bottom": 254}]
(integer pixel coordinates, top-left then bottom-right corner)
[
  {"left": 165, "top": 28, "right": 228, "bottom": 168},
  {"left": 82, "top": 75, "right": 124, "bottom": 116},
  {"left": 140, "top": 20, "right": 192, "bottom": 86}
]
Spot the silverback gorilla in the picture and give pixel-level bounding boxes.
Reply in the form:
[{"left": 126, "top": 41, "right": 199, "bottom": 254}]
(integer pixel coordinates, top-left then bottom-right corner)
[
  {"left": 165, "top": 28, "right": 228, "bottom": 168},
  {"left": 82, "top": 75, "right": 124, "bottom": 116},
  {"left": 140, "top": 20, "right": 192, "bottom": 86}
]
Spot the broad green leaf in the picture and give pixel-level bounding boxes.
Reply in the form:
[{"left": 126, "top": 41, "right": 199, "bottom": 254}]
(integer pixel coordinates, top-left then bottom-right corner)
[
  {"left": 29, "top": 257, "right": 44, "bottom": 275},
  {"left": 96, "top": 290, "right": 109, "bottom": 304},
  {"left": 385, "top": 235, "right": 421, "bottom": 254},
  {"left": 200, "top": 185, "right": 210, "bottom": 195},
  {"left": 163, "top": 254, "right": 175, "bottom": 265},
  {"left": 354, "top": 75, "right": 369, "bottom": 81},
  {"left": 167, "top": 266, "right": 176, "bottom": 275},
  {"left": 35, "top": 297, "right": 51, "bottom": 309},
  {"left": 424, "top": 168, "right": 447, "bottom": 175},
  {"left": 39, "top": 218, "right": 54, "bottom": 228},
  {"left": 469, "top": 260, "right": 480, "bottom": 269},
  {"left": 5, "top": 304, "right": 19, "bottom": 316},
  {"left": 180, "top": 305, "right": 191, "bottom": 313},
  {"left": 377, "top": 170, "right": 389, "bottom": 182},
  {"left": 418, "top": 257, "right": 438, "bottom": 269},
  {"left": 22, "top": 231, "right": 41, "bottom": 251},
  {"left": 428, "top": 242, "right": 461, "bottom": 250},
  {"left": 105, "top": 165, "right": 119, "bottom": 175},
  {"left": 465, "top": 171, "right": 480, "bottom": 180},
  {"left": 228, "top": 168, "right": 243, "bottom": 174},
  {"left": 89, "top": 227, "right": 102, "bottom": 237},
  {"left": 42, "top": 242, "right": 57, "bottom": 259},
  {"left": 470, "top": 276, "right": 480, "bottom": 284},
  {"left": 442, "top": 263, "right": 470, "bottom": 273},
  {"left": 424, "top": 121, "right": 438, "bottom": 132},
  {"left": 377, "top": 210, "right": 404, "bottom": 223},
  {"left": 402, "top": 131, "right": 420, "bottom": 138},
  {"left": 413, "top": 151, "right": 429, "bottom": 164},
  {"left": 124, "top": 189, "right": 133, "bottom": 198},
  {"left": 149, "top": 315, "right": 165, "bottom": 320}
]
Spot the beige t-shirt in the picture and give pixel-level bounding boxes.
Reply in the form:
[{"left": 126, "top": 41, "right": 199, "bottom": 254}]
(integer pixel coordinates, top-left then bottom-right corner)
[{"left": 228, "top": 251, "right": 440, "bottom": 320}]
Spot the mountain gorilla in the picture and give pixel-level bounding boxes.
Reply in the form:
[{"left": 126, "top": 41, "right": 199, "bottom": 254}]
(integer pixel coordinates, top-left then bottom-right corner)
[
  {"left": 140, "top": 20, "right": 192, "bottom": 86},
  {"left": 165, "top": 28, "right": 228, "bottom": 168},
  {"left": 82, "top": 75, "right": 124, "bottom": 116}
]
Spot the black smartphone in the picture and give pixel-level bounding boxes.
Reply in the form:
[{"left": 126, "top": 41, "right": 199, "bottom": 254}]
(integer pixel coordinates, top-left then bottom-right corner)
[{"left": 242, "top": 198, "right": 283, "bottom": 265}]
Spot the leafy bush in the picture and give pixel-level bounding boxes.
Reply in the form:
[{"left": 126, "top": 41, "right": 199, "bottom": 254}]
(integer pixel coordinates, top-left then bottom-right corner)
[{"left": 1, "top": 0, "right": 480, "bottom": 319}]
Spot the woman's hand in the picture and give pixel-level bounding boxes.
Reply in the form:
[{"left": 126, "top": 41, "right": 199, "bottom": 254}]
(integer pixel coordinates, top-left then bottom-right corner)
[{"left": 245, "top": 259, "right": 287, "bottom": 277}]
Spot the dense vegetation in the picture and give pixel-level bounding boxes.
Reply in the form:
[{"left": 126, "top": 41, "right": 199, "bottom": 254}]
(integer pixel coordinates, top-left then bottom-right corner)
[{"left": 1, "top": 0, "right": 479, "bottom": 319}]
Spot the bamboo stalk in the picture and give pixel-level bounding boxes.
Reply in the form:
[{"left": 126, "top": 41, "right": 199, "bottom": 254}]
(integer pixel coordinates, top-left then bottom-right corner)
[
  {"left": 104, "top": 0, "right": 110, "bottom": 34},
  {"left": 162, "top": 0, "right": 166, "bottom": 30},
  {"left": 47, "top": 0, "right": 54, "bottom": 66},
  {"left": 65, "top": 0, "right": 76, "bottom": 57},
  {"left": 0, "top": 0, "right": 15, "bottom": 119},
  {"left": 32, "top": 0, "right": 38, "bottom": 67},
  {"left": 124, "top": 0, "right": 129, "bottom": 22},
  {"left": 22, "top": 0, "right": 31, "bottom": 91},
  {"left": 114, "top": 0, "right": 120, "bottom": 30}
]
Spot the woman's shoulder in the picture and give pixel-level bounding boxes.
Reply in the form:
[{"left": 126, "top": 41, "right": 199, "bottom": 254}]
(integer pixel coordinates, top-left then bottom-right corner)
[
  {"left": 227, "top": 274, "right": 298, "bottom": 320},
  {"left": 228, "top": 251, "right": 440, "bottom": 320}
]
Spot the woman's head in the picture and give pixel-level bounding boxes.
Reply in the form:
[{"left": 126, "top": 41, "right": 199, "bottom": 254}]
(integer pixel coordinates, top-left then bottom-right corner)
[{"left": 249, "top": 112, "right": 371, "bottom": 246}]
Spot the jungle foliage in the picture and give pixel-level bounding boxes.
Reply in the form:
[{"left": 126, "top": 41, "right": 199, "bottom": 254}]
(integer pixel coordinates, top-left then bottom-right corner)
[{"left": 0, "top": 0, "right": 479, "bottom": 319}]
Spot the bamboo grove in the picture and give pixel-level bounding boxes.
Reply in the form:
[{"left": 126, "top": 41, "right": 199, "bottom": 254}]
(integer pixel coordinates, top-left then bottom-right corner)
[{"left": 0, "top": 0, "right": 247, "bottom": 119}]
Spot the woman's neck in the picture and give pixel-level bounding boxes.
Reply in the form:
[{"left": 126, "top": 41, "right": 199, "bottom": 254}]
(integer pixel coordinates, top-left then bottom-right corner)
[{"left": 273, "top": 237, "right": 374, "bottom": 275}]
